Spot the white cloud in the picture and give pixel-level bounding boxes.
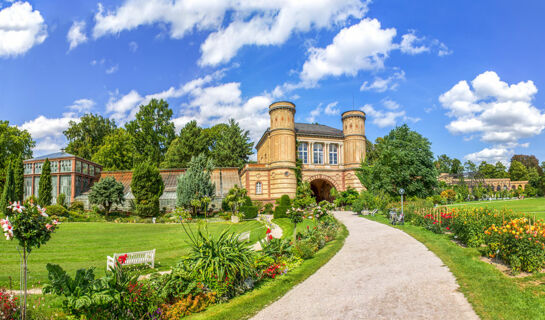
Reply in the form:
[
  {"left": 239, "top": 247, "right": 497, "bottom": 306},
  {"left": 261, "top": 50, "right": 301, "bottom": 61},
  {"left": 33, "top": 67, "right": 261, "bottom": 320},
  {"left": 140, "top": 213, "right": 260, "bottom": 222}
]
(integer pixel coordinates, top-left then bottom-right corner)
[
  {"left": 92, "top": 0, "right": 367, "bottom": 66},
  {"left": 67, "top": 20, "right": 87, "bottom": 50},
  {"left": 464, "top": 147, "right": 513, "bottom": 164},
  {"left": 440, "top": 71, "right": 545, "bottom": 163},
  {"left": 306, "top": 101, "right": 340, "bottom": 122},
  {"left": 399, "top": 31, "right": 429, "bottom": 55},
  {"left": 0, "top": 1, "right": 47, "bottom": 57},
  {"left": 129, "top": 40, "right": 138, "bottom": 52},
  {"left": 360, "top": 70, "right": 405, "bottom": 92},
  {"left": 324, "top": 102, "right": 340, "bottom": 115},
  {"left": 68, "top": 98, "right": 95, "bottom": 113},
  {"left": 106, "top": 90, "right": 143, "bottom": 123},
  {"left": 20, "top": 114, "right": 78, "bottom": 140},
  {"left": 360, "top": 100, "right": 419, "bottom": 128},
  {"left": 105, "top": 64, "right": 118, "bottom": 74},
  {"left": 300, "top": 18, "right": 396, "bottom": 85}
]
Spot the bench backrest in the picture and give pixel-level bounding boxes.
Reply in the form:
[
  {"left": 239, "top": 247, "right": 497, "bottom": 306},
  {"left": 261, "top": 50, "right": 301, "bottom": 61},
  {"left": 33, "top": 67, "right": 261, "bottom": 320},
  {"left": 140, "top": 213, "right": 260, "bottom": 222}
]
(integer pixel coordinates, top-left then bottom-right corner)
[{"left": 238, "top": 231, "right": 250, "bottom": 242}]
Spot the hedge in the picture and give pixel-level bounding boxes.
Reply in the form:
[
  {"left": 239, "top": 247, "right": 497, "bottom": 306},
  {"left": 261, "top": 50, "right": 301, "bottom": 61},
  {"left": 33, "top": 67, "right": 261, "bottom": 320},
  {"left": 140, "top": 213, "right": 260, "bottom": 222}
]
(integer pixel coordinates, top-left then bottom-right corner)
[
  {"left": 274, "top": 205, "right": 290, "bottom": 219},
  {"left": 45, "top": 204, "right": 69, "bottom": 217},
  {"left": 240, "top": 205, "right": 258, "bottom": 219}
]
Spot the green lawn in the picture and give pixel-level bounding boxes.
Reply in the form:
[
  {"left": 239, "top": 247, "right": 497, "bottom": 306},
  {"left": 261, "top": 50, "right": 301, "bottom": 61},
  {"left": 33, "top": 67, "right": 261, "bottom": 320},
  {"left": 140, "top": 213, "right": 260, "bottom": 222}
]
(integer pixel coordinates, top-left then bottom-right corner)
[
  {"left": 272, "top": 218, "right": 318, "bottom": 239},
  {"left": 0, "top": 221, "right": 266, "bottom": 288},
  {"left": 446, "top": 197, "right": 545, "bottom": 218},
  {"left": 363, "top": 215, "right": 545, "bottom": 320}
]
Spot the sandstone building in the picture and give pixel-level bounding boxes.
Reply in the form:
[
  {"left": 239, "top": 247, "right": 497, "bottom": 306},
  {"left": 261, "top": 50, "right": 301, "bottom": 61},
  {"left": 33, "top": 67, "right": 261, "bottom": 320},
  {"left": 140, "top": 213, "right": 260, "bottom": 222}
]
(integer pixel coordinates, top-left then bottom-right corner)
[{"left": 240, "top": 101, "right": 365, "bottom": 203}]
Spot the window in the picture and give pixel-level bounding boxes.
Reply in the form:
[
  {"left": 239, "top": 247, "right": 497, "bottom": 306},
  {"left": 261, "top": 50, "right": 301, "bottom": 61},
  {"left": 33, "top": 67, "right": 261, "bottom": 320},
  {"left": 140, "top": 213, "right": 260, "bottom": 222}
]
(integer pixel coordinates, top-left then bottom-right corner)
[
  {"left": 51, "top": 176, "right": 58, "bottom": 202},
  {"left": 76, "top": 161, "right": 82, "bottom": 173},
  {"left": 313, "top": 143, "right": 323, "bottom": 164},
  {"left": 89, "top": 165, "right": 95, "bottom": 176},
  {"left": 297, "top": 143, "right": 308, "bottom": 164},
  {"left": 256, "top": 182, "right": 262, "bottom": 195},
  {"left": 34, "top": 162, "right": 42, "bottom": 174},
  {"left": 33, "top": 177, "right": 40, "bottom": 197},
  {"left": 51, "top": 161, "right": 59, "bottom": 173},
  {"left": 24, "top": 163, "right": 33, "bottom": 174},
  {"left": 329, "top": 144, "right": 338, "bottom": 165},
  {"left": 24, "top": 178, "right": 32, "bottom": 199},
  {"left": 60, "top": 175, "right": 71, "bottom": 203},
  {"left": 83, "top": 163, "right": 88, "bottom": 175},
  {"left": 61, "top": 160, "right": 72, "bottom": 172}
]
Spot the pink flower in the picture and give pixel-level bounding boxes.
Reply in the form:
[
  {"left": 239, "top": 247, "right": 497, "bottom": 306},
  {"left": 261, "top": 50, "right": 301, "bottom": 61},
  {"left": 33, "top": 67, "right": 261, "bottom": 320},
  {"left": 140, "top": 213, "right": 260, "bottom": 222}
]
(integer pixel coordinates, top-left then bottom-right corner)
[
  {"left": 37, "top": 206, "right": 48, "bottom": 217},
  {"left": 46, "top": 224, "right": 52, "bottom": 230}
]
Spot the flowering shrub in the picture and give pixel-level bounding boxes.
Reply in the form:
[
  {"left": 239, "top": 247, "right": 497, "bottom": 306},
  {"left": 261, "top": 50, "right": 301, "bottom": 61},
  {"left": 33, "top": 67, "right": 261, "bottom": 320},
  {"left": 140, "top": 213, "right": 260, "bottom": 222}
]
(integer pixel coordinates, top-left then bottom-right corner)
[
  {"left": 0, "top": 288, "right": 19, "bottom": 319},
  {"left": 162, "top": 292, "right": 216, "bottom": 319},
  {"left": 484, "top": 218, "right": 545, "bottom": 272},
  {"left": 261, "top": 263, "right": 286, "bottom": 279},
  {"left": 118, "top": 253, "right": 128, "bottom": 264}
]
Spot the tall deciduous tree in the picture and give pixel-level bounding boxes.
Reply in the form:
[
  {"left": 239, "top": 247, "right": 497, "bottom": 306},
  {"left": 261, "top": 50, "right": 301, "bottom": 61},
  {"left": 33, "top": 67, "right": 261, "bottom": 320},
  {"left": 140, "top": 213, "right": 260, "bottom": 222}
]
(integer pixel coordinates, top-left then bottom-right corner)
[
  {"left": 0, "top": 121, "right": 34, "bottom": 191},
  {"left": 88, "top": 177, "right": 125, "bottom": 216},
  {"left": 450, "top": 158, "right": 463, "bottom": 175},
  {"left": 176, "top": 153, "right": 215, "bottom": 209},
  {"left": 38, "top": 159, "right": 52, "bottom": 207},
  {"left": 511, "top": 154, "right": 542, "bottom": 176},
  {"left": 64, "top": 114, "right": 117, "bottom": 160},
  {"left": 13, "top": 156, "right": 24, "bottom": 202},
  {"left": 125, "top": 99, "right": 175, "bottom": 167},
  {"left": 91, "top": 128, "right": 135, "bottom": 170},
  {"left": 210, "top": 119, "right": 253, "bottom": 168},
  {"left": 509, "top": 160, "right": 529, "bottom": 181},
  {"left": 478, "top": 161, "right": 497, "bottom": 179},
  {"left": 131, "top": 161, "right": 164, "bottom": 217},
  {"left": 161, "top": 121, "right": 211, "bottom": 168},
  {"left": 464, "top": 160, "right": 477, "bottom": 173},
  {"left": 0, "top": 161, "right": 15, "bottom": 215},
  {"left": 435, "top": 154, "right": 452, "bottom": 173},
  {"left": 356, "top": 124, "right": 437, "bottom": 198},
  {"left": 494, "top": 161, "right": 509, "bottom": 178}
]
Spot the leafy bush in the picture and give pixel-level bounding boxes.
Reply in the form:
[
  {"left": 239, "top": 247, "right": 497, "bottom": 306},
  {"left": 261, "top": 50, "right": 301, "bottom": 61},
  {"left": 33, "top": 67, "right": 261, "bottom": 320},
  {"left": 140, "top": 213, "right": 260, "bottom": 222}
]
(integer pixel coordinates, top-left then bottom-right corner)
[
  {"left": 484, "top": 218, "right": 545, "bottom": 272},
  {"left": 292, "top": 239, "right": 317, "bottom": 260},
  {"left": 162, "top": 291, "right": 216, "bottom": 319},
  {"left": 0, "top": 288, "right": 19, "bottom": 319},
  {"left": 263, "top": 203, "right": 274, "bottom": 215},
  {"left": 69, "top": 201, "right": 85, "bottom": 212},
  {"left": 45, "top": 204, "right": 69, "bottom": 217},
  {"left": 260, "top": 238, "right": 292, "bottom": 259},
  {"left": 131, "top": 161, "right": 164, "bottom": 217},
  {"left": 273, "top": 205, "right": 289, "bottom": 219},
  {"left": 240, "top": 205, "right": 258, "bottom": 219},
  {"left": 149, "top": 261, "right": 200, "bottom": 303},
  {"left": 279, "top": 194, "right": 291, "bottom": 206}
]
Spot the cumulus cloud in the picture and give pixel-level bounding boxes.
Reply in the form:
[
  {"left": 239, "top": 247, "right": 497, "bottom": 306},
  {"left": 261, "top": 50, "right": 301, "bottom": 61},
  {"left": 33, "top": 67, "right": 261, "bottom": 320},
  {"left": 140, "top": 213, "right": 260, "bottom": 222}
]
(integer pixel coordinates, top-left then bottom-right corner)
[
  {"left": 0, "top": 1, "right": 47, "bottom": 57},
  {"left": 300, "top": 18, "right": 396, "bottom": 85},
  {"left": 92, "top": 0, "right": 367, "bottom": 66},
  {"left": 439, "top": 71, "right": 545, "bottom": 163},
  {"left": 399, "top": 31, "right": 429, "bottom": 55},
  {"left": 360, "top": 70, "right": 405, "bottom": 92},
  {"left": 306, "top": 101, "right": 340, "bottom": 123},
  {"left": 68, "top": 98, "right": 95, "bottom": 113},
  {"left": 67, "top": 20, "right": 87, "bottom": 50},
  {"left": 360, "top": 100, "right": 419, "bottom": 128}
]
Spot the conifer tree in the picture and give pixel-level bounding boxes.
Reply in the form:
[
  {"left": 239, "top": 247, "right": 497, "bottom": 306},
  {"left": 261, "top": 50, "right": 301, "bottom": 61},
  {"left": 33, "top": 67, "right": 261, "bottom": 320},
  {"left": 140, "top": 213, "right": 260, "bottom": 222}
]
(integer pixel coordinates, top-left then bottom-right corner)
[
  {"left": 13, "top": 156, "right": 24, "bottom": 202},
  {"left": 131, "top": 161, "right": 164, "bottom": 217},
  {"left": 38, "top": 159, "right": 52, "bottom": 206},
  {"left": 0, "top": 161, "right": 15, "bottom": 215},
  {"left": 176, "top": 153, "right": 215, "bottom": 208}
]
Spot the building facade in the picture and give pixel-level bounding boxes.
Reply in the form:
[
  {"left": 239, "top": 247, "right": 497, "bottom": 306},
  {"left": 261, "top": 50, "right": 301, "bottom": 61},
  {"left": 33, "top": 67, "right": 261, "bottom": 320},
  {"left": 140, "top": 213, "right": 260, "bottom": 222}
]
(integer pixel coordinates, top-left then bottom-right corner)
[
  {"left": 23, "top": 152, "right": 102, "bottom": 204},
  {"left": 240, "top": 101, "right": 366, "bottom": 203},
  {"left": 438, "top": 173, "right": 528, "bottom": 191}
]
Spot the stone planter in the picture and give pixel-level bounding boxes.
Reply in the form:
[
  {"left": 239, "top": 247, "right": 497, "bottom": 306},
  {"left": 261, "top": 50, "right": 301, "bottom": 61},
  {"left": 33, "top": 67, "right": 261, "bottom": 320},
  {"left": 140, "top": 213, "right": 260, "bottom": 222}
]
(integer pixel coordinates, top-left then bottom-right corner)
[{"left": 231, "top": 215, "right": 240, "bottom": 223}]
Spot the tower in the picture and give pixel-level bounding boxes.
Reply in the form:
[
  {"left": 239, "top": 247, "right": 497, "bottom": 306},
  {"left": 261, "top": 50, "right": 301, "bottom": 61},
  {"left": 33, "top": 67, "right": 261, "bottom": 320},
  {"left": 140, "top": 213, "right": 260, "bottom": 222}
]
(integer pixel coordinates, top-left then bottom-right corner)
[
  {"left": 342, "top": 110, "right": 366, "bottom": 168},
  {"left": 268, "top": 101, "right": 297, "bottom": 198}
]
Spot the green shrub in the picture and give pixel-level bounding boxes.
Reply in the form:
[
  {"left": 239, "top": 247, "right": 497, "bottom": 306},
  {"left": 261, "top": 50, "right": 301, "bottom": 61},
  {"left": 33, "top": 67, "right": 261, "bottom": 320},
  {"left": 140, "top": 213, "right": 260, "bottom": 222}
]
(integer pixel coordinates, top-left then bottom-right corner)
[
  {"left": 279, "top": 194, "right": 291, "bottom": 206},
  {"left": 292, "top": 239, "right": 317, "bottom": 260},
  {"left": 67, "top": 211, "right": 88, "bottom": 221},
  {"left": 273, "top": 205, "right": 289, "bottom": 219},
  {"left": 263, "top": 203, "right": 274, "bottom": 215},
  {"left": 240, "top": 205, "right": 258, "bottom": 219},
  {"left": 45, "top": 204, "right": 68, "bottom": 217},
  {"left": 56, "top": 193, "right": 66, "bottom": 207},
  {"left": 69, "top": 201, "right": 85, "bottom": 212}
]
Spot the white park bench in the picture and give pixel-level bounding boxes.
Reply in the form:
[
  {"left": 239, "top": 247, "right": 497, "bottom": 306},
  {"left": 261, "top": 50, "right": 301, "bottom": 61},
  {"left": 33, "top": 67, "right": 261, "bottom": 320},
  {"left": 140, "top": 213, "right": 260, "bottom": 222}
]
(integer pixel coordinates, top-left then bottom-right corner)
[
  {"left": 238, "top": 231, "right": 250, "bottom": 242},
  {"left": 107, "top": 249, "right": 156, "bottom": 271}
]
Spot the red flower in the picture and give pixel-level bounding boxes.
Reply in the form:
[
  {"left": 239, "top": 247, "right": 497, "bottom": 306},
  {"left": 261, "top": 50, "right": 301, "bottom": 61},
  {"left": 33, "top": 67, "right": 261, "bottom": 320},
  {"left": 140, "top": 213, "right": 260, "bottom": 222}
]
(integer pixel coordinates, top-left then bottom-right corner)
[
  {"left": 266, "top": 228, "right": 271, "bottom": 234},
  {"left": 268, "top": 234, "right": 273, "bottom": 241},
  {"left": 118, "top": 254, "right": 128, "bottom": 264},
  {"left": 446, "top": 227, "right": 450, "bottom": 230}
]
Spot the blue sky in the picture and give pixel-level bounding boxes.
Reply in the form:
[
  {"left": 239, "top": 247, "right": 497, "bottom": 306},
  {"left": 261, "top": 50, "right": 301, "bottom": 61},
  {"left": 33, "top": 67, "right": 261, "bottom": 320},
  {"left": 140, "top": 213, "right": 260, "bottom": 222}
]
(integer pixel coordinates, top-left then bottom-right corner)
[{"left": 1, "top": 0, "right": 545, "bottom": 165}]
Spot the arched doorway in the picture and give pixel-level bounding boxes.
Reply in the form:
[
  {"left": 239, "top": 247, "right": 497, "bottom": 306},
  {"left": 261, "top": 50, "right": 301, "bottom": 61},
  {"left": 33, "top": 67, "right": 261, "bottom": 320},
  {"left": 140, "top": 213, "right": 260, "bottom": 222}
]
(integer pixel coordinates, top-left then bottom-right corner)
[{"left": 310, "top": 179, "right": 335, "bottom": 203}]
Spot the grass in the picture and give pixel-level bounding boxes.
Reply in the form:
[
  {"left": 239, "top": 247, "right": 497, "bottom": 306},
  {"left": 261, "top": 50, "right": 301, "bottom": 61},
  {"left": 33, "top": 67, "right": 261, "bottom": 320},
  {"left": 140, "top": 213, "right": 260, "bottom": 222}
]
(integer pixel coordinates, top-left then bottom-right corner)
[
  {"left": 446, "top": 197, "right": 545, "bottom": 218},
  {"left": 186, "top": 223, "right": 348, "bottom": 320},
  {"left": 271, "top": 218, "right": 318, "bottom": 239},
  {"left": 0, "top": 221, "right": 266, "bottom": 288},
  {"left": 363, "top": 214, "right": 545, "bottom": 320}
]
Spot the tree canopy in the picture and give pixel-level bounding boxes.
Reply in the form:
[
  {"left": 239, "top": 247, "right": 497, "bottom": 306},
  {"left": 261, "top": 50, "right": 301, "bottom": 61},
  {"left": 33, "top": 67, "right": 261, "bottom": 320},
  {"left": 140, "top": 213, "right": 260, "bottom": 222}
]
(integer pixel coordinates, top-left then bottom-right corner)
[
  {"left": 161, "top": 120, "right": 211, "bottom": 168},
  {"left": 131, "top": 161, "right": 164, "bottom": 217},
  {"left": 125, "top": 99, "right": 175, "bottom": 167},
  {"left": 509, "top": 160, "right": 529, "bottom": 181},
  {"left": 356, "top": 124, "right": 437, "bottom": 198},
  {"left": 64, "top": 114, "right": 117, "bottom": 160},
  {"left": 38, "top": 159, "right": 52, "bottom": 207},
  {"left": 176, "top": 153, "right": 215, "bottom": 209},
  {"left": 88, "top": 177, "right": 125, "bottom": 215},
  {"left": 209, "top": 119, "right": 253, "bottom": 168},
  {"left": 91, "top": 128, "right": 135, "bottom": 170},
  {"left": 0, "top": 121, "right": 34, "bottom": 191},
  {"left": 511, "top": 154, "right": 542, "bottom": 176}
]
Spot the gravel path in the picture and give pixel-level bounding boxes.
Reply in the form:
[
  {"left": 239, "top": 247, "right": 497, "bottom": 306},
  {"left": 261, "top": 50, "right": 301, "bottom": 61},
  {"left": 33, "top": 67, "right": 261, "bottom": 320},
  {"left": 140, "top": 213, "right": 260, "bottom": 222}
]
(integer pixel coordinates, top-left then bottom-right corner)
[{"left": 252, "top": 211, "right": 479, "bottom": 320}]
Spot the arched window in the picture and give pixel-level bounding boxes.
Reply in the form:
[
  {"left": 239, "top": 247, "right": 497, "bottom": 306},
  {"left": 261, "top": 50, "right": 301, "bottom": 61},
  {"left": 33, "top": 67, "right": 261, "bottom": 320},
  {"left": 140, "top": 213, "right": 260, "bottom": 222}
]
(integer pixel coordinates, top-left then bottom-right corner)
[
  {"left": 297, "top": 143, "right": 308, "bottom": 164},
  {"left": 313, "top": 143, "right": 323, "bottom": 164},
  {"left": 256, "top": 182, "right": 262, "bottom": 195}
]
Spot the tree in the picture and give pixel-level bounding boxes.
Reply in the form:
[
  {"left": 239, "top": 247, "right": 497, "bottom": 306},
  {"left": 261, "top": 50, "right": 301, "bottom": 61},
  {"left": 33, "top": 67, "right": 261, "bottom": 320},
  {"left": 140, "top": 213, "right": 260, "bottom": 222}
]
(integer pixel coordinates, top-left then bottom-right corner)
[
  {"left": 91, "top": 128, "right": 135, "bottom": 170},
  {"left": 464, "top": 160, "right": 477, "bottom": 173},
  {"left": 511, "top": 154, "right": 542, "bottom": 176},
  {"left": 0, "top": 161, "right": 15, "bottom": 216},
  {"left": 13, "top": 156, "right": 24, "bottom": 202},
  {"left": 88, "top": 177, "right": 125, "bottom": 216},
  {"left": 509, "top": 160, "right": 528, "bottom": 181},
  {"left": 435, "top": 154, "right": 452, "bottom": 173},
  {"left": 494, "top": 161, "right": 509, "bottom": 178},
  {"left": 125, "top": 99, "right": 175, "bottom": 167},
  {"left": 176, "top": 153, "right": 215, "bottom": 213},
  {"left": 365, "top": 139, "right": 379, "bottom": 164},
  {"left": 0, "top": 121, "right": 34, "bottom": 191},
  {"left": 356, "top": 125, "right": 437, "bottom": 198},
  {"left": 209, "top": 119, "right": 253, "bottom": 168},
  {"left": 161, "top": 121, "right": 211, "bottom": 168},
  {"left": 528, "top": 168, "right": 544, "bottom": 196},
  {"left": 131, "top": 161, "right": 164, "bottom": 217},
  {"left": 38, "top": 159, "right": 52, "bottom": 207},
  {"left": 478, "top": 161, "right": 497, "bottom": 178},
  {"left": 450, "top": 158, "right": 463, "bottom": 175},
  {"left": 224, "top": 185, "right": 247, "bottom": 215},
  {"left": 64, "top": 114, "right": 117, "bottom": 160}
]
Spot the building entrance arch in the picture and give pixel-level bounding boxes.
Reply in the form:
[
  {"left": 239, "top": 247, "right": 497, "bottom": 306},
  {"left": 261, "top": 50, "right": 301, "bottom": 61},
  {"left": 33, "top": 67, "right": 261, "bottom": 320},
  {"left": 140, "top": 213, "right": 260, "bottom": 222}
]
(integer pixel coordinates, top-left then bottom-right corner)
[{"left": 306, "top": 175, "right": 340, "bottom": 203}]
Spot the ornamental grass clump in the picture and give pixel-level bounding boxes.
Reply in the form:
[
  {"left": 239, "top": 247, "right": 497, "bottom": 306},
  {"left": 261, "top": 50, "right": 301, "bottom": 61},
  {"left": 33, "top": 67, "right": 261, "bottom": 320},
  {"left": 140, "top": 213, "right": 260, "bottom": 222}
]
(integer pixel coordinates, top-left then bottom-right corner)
[{"left": 484, "top": 217, "right": 545, "bottom": 272}]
